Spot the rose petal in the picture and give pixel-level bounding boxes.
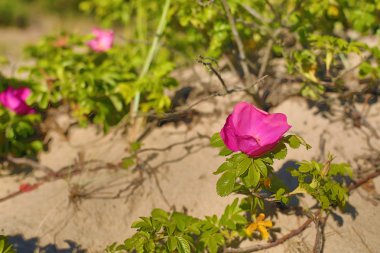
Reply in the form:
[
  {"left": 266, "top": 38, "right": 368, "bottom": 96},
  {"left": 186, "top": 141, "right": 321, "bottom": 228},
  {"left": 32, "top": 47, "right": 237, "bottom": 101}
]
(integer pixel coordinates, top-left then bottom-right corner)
[
  {"left": 235, "top": 135, "right": 261, "bottom": 155},
  {"left": 0, "top": 87, "right": 35, "bottom": 115},
  {"left": 220, "top": 102, "right": 291, "bottom": 157},
  {"left": 256, "top": 113, "right": 291, "bottom": 146},
  {"left": 88, "top": 28, "right": 114, "bottom": 52},
  {"left": 220, "top": 115, "right": 239, "bottom": 151},
  {"left": 231, "top": 102, "right": 268, "bottom": 136}
]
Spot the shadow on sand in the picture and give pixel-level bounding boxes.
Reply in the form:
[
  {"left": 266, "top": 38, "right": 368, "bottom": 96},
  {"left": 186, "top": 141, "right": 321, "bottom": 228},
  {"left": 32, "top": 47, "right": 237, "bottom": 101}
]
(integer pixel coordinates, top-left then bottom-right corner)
[{"left": 7, "top": 234, "right": 86, "bottom": 253}]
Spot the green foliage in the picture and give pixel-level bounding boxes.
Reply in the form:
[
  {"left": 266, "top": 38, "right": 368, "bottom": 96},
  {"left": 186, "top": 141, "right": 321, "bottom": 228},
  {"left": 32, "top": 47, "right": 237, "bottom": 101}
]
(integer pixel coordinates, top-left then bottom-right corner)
[
  {"left": 0, "top": 0, "right": 28, "bottom": 27},
  {"left": 23, "top": 31, "right": 176, "bottom": 131},
  {"left": 0, "top": 236, "right": 15, "bottom": 253},
  {"left": 108, "top": 129, "right": 354, "bottom": 251},
  {"left": 212, "top": 133, "right": 309, "bottom": 204},
  {"left": 0, "top": 78, "right": 43, "bottom": 158},
  {"left": 107, "top": 199, "right": 248, "bottom": 253},
  {"left": 78, "top": 0, "right": 380, "bottom": 101},
  {"left": 290, "top": 158, "right": 353, "bottom": 209}
]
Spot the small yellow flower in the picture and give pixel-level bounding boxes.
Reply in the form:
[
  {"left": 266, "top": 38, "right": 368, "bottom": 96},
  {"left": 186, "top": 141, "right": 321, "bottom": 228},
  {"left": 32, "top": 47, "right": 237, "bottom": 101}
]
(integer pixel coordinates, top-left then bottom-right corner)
[{"left": 245, "top": 213, "right": 273, "bottom": 240}]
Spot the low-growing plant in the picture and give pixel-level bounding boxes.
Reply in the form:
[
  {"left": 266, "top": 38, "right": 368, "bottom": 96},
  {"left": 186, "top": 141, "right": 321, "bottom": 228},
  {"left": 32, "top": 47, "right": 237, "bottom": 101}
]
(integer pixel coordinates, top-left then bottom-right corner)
[
  {"left": 0, "top": 76, "right": 43, "bottom": 158},
  {"left": 78, "top": 0, "right": 380, "bottom": 101},
  {"left": 0, "top": 236, "right": 15, "bottom": 253},
  {"left": 106, "top": 102, "right": 353, "bottom": 252},
  {"left": 23, "top": 29, "right": 176, "bottom": 131},
  {"left": 4, "top": 0, "right": 378, "bottom": 157}
]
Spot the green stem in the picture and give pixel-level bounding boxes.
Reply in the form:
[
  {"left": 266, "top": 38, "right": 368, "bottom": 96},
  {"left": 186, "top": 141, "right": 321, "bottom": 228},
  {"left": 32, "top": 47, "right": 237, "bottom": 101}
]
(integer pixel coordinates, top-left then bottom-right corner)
[{"left": 132, "top": 0, "right": 171, "bottom": 117}]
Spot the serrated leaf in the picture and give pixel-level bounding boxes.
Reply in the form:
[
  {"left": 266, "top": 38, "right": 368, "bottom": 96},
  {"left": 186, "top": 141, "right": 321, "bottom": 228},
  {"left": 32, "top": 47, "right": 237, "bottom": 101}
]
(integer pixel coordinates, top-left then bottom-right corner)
[
  {"left": 261, "top": 156, "right": 273, "bottom": 164},
  {"left": 176, "top": 237, "right": 190, "bottom": 253},
  {"left": 320, "top": 195, "right": 330, "bottom": 209},
  {"left": 244, "top": 164, "right": 260, "bottom": 188},
  {"left": 216, "top": 171, "right": 236, "bottom": 197},
  {"left": 167, "top": 236, "right": 177, "bottom": 251},
  {"left": 233, "top": 153, "right": 248, "bottom": 162},
  {"left": 287, "top": 135, "right": 301, "bottom": 149},
  {"left": 214, "top": 161, "right": 234, "bottom": 175},
  {"left": 298, "top": 163, "right": 312, "bottom": 173},
  {"left": 237, "top": 157, "right": 252, "bottom": 176},
  {"left": 210, "top": 133, "right": 224, "bottom": 147},
  {"left": 168, "top": 223, "right": 176, "bottom": 235},
  {"left": 219, "top": 147, "right": 233, "bottom": 156},
  {"left": 151, "top": 208, "right": 169, "bottom": 221},
  {"left": 254, "top": 159, "right": 267, "bottom": 177},
  {"left": 272, "top": 143, "right": 287, "bottom": 159}
]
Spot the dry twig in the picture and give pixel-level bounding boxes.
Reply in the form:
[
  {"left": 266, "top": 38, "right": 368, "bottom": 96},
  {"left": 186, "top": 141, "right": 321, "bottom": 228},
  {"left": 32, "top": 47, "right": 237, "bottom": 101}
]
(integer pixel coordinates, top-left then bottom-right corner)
[{"left": 220, "top": 0, "right": 253, "bottom": 84}]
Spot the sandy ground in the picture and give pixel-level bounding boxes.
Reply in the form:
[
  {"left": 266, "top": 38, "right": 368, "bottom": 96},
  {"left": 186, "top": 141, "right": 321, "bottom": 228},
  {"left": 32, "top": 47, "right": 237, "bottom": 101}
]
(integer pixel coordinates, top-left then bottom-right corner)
[{"left": 0, "top": 17, "right": 380, "bottom": 253}]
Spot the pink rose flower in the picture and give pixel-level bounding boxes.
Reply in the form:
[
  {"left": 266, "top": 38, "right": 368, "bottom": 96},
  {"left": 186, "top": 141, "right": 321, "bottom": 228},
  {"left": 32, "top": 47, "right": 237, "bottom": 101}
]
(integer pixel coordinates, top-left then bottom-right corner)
[
  {"left": 220, "top": 102, "right": 291, "bottom": 157},
  {"left": 0, "top": 86, "right": 35, "bottom": 115},
  {"left": 87, "top": 28, "right": 114, "bottom": 52}
]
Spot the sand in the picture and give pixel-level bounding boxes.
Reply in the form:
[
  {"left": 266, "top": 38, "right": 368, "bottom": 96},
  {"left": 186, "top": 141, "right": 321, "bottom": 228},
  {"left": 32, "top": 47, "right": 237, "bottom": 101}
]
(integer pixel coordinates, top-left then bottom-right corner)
[{"left": 0, "top": 18, "right": 379, "bottom": 253}]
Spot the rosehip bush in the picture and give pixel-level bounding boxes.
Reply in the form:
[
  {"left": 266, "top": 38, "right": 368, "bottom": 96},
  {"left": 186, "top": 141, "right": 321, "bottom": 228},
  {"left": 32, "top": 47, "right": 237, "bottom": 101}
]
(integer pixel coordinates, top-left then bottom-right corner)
[
  {"left": 3, "top": 0, "right": 378, "bottom": 157},
  {"left": 107, "top": 102, "right": 353, "bottom": 253},
  {"left": 23, "top": 30, "right": 176, "bottom": 130},
  {"left": 79, "top": 0, "right": 380, "bottom": 101},
  {"left": 0, "top": 76, "right": 43, "bottom": 158}
]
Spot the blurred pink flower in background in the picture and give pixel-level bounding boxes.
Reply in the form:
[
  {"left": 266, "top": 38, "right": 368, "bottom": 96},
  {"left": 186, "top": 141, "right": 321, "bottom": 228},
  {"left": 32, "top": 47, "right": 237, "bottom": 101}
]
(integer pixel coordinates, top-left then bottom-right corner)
[
  {"left": 0, "top": 86, "right": 35, "bottom": 115},
  {"left": 220, "top": 102, "right": 291, "bottom": 157},
  {"left": 87, "top": 28, "right": 114, "bottom": 52}
]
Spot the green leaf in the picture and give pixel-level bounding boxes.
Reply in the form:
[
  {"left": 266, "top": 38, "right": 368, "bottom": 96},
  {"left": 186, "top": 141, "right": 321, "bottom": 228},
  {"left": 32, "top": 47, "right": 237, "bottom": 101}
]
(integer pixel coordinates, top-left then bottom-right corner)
[
  {"left": 167, "top": 236, "right": 177, "bottom": 251},
  {"left": 131, "top": 141, "right": 141, "bottom": 152},
  {"left": 0, "top": 240, "right": 4, "bottom": 253},
  {"left": 31, "top": 140, "right": 43, "bottom": 152},
  {"left": 122, "top": 157, "right": 135, "bottom": 169},
  {"left": 219, "top": 147, "right": 233, "bottom": 156},
  {"left": 109, "top": 95, "right": 123, "bottom": 111},
  {"left": 320, "top": 195, "right": 330, "bottom": 209},
  {"left": 254, "top": 159, "right": 267, "bottom": 177},
  {"left": 275, "top": 188, "right": 286, "bottom": 200},
  {"left": 286, "top": 135, "right": 301, "bottom": 148},
  {"left": 243, "top": 164, "right": 260, "bottom": 188},
  {"left": 272, "top": 143, "right": 287, "bottom": 160},
  {"left": 151, "top": 208, "right": 169, "bottom": 221},
  {"left": 237, "top": 157, "right": 252, "bottom": 176},
  {"left": 298, "top": 162, "right": 312, "bottom": 173},
  {"left": 176, "top": 237, "right": 190, "bottom": 253},
  {"left": 210, "top": 133, "right": 224, "bottom": 147},
  {"left": 39, "top": 93, "right": 49, "bottom": 109},
  {"left": 214, "top": 161, "right": 234, "bottom": 175},
  {"left": 261, "top": 156, "right": 273, "bottom": 164},
  {"left": 216, "top": 171, "right": 236, "bottom": 197},
  {"left": 0, "top": 236, "right": 15, "bottom": 253}
]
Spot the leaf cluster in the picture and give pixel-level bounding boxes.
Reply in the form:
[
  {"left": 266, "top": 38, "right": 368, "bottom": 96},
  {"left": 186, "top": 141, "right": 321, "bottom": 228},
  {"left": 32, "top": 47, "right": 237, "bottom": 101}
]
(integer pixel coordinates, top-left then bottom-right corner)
[
  {"left": 290, "top": 159, "right": 353, "bottom": 209},
  {"left": 107, "top": 199, "right": 247, "bottom": 253},
  {"left": 22, "top": 32, "right": 176, "bottom": 131},
  {"left": 0, "top": 77, "right": 43, "bottom": 158},
  {"left": 0, "top": 236, "right": 15, "bottom": 253}
]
